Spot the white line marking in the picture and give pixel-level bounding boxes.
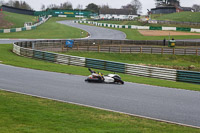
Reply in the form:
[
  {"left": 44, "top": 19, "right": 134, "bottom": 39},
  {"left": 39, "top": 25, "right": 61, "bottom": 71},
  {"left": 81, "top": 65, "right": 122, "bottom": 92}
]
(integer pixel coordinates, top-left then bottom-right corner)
[{"left": 0, "top": 88, "right": 199, "bottom": 129}]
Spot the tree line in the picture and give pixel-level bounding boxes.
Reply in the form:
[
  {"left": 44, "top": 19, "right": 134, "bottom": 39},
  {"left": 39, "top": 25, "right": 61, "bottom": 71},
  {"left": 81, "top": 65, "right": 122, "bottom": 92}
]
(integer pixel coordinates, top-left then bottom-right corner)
[
  {"left": 0, "top": 0, "right": 199, "bottom": 13},
  {"left": 0, "top": 0, "right": 32, "bottom": 10},
  {"left": 0, "top": 0, "right": 142, "bottom": 14}
]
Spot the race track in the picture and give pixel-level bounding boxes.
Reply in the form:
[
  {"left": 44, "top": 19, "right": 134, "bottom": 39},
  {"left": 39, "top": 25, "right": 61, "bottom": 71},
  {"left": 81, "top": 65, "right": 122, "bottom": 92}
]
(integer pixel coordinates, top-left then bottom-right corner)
[
  {"left": 57, "top": 20, "right": 127, "bottom": 40},
  {"left": 0, "top": 64, "right": 200, "bottom": 128}
]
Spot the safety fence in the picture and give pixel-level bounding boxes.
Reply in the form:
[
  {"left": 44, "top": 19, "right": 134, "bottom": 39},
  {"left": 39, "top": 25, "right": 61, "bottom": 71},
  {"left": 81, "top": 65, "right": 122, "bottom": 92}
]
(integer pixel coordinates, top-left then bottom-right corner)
[
  {"left": 74, "top": 20, "right": 200, "bottom": 33},
  {"left": 148, "top": 20, "right": 200, "bottom": 27},
  {"left": 68, "top": 45, "right": 200, "bottom": 56},
  {"left": 0, "top": 16, "right": 50, "bottom": 33},
  {"left": 13, "top": 42, "right": 200, "bottom": 84},
  {"left": 31, "top": 41, "right": 200, "bottom": 56}
]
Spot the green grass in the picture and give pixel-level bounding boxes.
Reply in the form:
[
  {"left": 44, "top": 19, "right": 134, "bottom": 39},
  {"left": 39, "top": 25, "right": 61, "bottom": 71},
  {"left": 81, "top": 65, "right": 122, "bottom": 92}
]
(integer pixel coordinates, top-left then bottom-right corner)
[
  {"left": 118, "top": 28, "right": 200, "bottom": 40},
  {"left": 1, "top": 11, "right": 37, "bottom": 28},
  {"left": 0, "top": 44, "right": 200, "bottom": 91},
  {"left": 155, "top": 12, "right": 200, "bottom": 23},
  {"left": 82, "top": 23, "right": 200, "bottom": 40},
  {"left": 1, "top": 90, "right": 200, "bottom": 133},
  {"left": 60, "top": 51, "right": 200, "bottom": 71},
  {"left": 0, "top": 17, "right": 88, "bottom": 39},
  {"left": 96, "top": 13, "right": 200, "bottom": 28}
]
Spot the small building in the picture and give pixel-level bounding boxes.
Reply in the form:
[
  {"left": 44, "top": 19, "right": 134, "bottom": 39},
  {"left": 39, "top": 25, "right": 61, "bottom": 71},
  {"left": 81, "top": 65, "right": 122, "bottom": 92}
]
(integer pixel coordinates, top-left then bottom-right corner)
[
  {"left": 151, "top": 6, "right": 194, "bottom": 14},
  {"left": 99, "top": 8, "right": 138, "bottom": 20},
  {"left": 151, "top": 6, "right": 176, "bottom": 14}
]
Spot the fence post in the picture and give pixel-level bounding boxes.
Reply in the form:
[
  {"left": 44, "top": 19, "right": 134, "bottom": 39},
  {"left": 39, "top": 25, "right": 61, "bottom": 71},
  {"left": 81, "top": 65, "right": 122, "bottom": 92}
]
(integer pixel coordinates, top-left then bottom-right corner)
[
  {"left": 62, "top": 44, "right": 64, "bottom": 52},
  {"left": 109, "top": 47, "right": 111, "bottom": 53},
  {"left": 130, "top": 47, "right": 132, "bottom": 53},
  {"left": 77, "top": 44, "right": 79, "bottom": 51},
  {"left": 184, "top": 48, "right": 186, "bottom": 55},
  {"left": 173, "top": 48, "right": 175, "bottom": 55},
  {"left": 98, "top": 45, "right": 100, "bottom": 52},
  {"left": 140, "top": 46, "right": 142, "bottom": 53},
  {"left": 161, "top": 48, "right": 163, "bottom": 55},
  {"left": 87, "top": 46, "right": 89, "bottom": 51},
  {"left": 119, "top": 45, "right": 122, "bottom": 53},
  {"left": 151, "top": 48, "right": 153, "bottom": 54},
  {"left": 196, "top": 49, "right": 198, "bottom": 56}
]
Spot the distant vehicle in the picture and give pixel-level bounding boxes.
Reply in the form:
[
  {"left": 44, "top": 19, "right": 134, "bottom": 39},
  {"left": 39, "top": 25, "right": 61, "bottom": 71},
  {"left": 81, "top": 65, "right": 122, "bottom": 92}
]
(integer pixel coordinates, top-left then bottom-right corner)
[{"left": 85, "top": 68, "right": 124, "bottom": 84}]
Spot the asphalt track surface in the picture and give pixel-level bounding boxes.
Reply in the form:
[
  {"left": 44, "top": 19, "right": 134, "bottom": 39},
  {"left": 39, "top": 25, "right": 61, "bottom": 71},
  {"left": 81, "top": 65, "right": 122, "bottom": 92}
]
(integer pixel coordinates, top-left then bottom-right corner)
[
  {"left": 0, "top": 20, "right": 200, "bottom": 44},
  {"left": 0, "top": 64, "right": 200, "bottom": 128},
  {"left": 57, "top": 20, "right": 127, "bottom": 40}
]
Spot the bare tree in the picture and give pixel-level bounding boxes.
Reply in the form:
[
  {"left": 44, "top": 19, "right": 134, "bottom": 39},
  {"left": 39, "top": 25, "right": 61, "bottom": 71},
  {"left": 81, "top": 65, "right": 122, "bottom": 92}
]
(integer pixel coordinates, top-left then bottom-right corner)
[
  {"left": 192, "top": 4, "right": 200, "bottom": 12},
  {"left": 99, "top": 4, "right": 110, "bottom": 10},
  {"left": 75, "top": 4, "right": 83, "bottom": 10},
  {"left": 122, "top": 0, "right": 142, "bottom": 14},
  {"left": 41, "top": 4, "right": 46, "bottom": 11},
  {"left": 60, "top": 1, "right": 73, "bottom": 9},
  {"left": 155, "top": 0, "right": 180, "bottom": 7},
  {"left": 0, "top": 0, "right": 5, "bottom": 6}
]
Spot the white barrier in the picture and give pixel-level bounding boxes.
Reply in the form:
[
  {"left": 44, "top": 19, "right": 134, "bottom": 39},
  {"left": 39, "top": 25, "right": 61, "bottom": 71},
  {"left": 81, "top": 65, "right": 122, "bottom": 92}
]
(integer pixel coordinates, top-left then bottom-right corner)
[
  {"left": 137, "top": 26, "right": 150, "bottom": 30},
  {"left": 56, "top": 54, "right": 85, "bottom": 67},
  {"left": 126, "top": 64, "right": 177, "bottom": 81},
  {"left": 13, "top": 44, "right": 20, "bottom": 55},
  {"left": 191, "top": 28, "right": 200, "bottom": 33},
  {"left": 162, "top": 27, "right": 176, "bottom": 31}
]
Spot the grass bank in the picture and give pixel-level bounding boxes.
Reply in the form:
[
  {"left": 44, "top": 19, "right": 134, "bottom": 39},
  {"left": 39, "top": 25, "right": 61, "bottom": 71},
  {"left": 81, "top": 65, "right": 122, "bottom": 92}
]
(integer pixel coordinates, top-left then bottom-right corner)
[
  {"left": 0, "top": 17, "right": 88, "bottom": 39},
  {"left": 1, "top": 90, "right": 199, "bottom": 133},
  {"left": 155, "top": 12, "right": 200, "bottom": 23},
  {"left": 60, "top": 51, "right": 200, "bottom": 71},
  {"left": 0, "top": 44, "right": 200, "bottom": 91},
  {"left": 0, "top": 11, "right": 37, "bottom": 29},
  {"left": 82, "top": 23, "right": 200, "bottom": 40},
  {"left": 96, "top": 12, "right": 200, "bottom": 28}
]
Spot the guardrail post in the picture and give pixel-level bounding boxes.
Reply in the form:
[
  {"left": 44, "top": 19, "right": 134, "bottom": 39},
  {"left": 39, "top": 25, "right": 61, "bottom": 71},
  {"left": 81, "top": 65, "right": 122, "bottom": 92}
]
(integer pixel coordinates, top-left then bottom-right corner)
[{"left": 32, "top": 42, "right": 35, "bottom": 49}]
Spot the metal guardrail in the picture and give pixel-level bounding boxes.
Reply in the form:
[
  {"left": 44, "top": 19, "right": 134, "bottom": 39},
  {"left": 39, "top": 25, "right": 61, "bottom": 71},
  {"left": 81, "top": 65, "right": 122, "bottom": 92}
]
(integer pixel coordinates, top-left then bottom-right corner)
[
  {"left": 74, "top": 20, "right": 200, "bottom": 33},
  {"left": 13, "top": 41, "right": 200, "bottom": 84},
  {"left": 177, "top": 70, "right": 200, "bottom": 84}
]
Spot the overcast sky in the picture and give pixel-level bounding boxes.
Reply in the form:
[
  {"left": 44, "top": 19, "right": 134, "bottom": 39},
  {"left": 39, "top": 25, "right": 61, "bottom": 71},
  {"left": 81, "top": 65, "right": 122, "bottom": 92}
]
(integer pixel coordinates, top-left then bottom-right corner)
[{"left": 3, "top": 0, "right": 200, "bottom": 14}]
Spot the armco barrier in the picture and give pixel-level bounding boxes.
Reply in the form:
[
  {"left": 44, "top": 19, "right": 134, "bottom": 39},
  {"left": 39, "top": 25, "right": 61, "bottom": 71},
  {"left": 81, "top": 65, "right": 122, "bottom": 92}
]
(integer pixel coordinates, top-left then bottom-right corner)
[
  {"left": 86, "top": 58, "right": 125, "bottom": 73},
  {"left": 176, "top": 27, "right": 191, "bottom": 32},
  {"left": 149, "top": 26, "right": 162, "bottom": 30},
  {"left": 74, "top": 21, "right": 200, "bottom": 33},
  {"left": 126, "top": 64, "right": 177, "bottom": 81},
  {"left": 13, "top": 42, "right": 200, "bottom": 84},
  {"left": 177, "top": 70, "right": 200, "bottom": 84}
]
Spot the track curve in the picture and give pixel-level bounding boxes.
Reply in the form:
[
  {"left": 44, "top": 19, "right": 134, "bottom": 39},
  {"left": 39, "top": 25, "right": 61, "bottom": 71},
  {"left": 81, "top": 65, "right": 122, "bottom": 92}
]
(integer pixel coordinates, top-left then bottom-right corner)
[
  {"left": 57, "top": 20, "right": 126, "bottom": 40},
  {"left": 0, "top": 64, "right": 200, "bottom": 128}
]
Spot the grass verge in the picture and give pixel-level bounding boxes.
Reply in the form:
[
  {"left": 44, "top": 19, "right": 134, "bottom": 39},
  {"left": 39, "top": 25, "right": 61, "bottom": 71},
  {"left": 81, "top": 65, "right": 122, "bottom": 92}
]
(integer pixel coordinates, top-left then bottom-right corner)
[
  {"left": 81, "top": 23, "right": 200, "bottom": 40},
  {"left": 1, "top": 90, "right": 199, "bottom": 133},
  {"left": 1, "top": 11, "right": 37, "bottom": 28},
  {"left": 61, "top": 51, "right": 200, "bottom": 71},
  {"left": 0, "top": 17, "right": 88, "bottom": 39},
  {"left": 0, "top": 44, "right": 200, "bottom": 91}
]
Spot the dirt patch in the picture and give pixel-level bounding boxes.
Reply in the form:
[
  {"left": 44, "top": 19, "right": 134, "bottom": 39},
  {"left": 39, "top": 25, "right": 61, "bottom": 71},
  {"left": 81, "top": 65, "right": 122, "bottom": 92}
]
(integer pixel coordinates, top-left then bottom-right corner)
[
  {"left": 139, "top": 30, "right": 200, "bottom": 36},
  {"left": 0, "top": 12, "right": 14, "bottom": 29}
]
